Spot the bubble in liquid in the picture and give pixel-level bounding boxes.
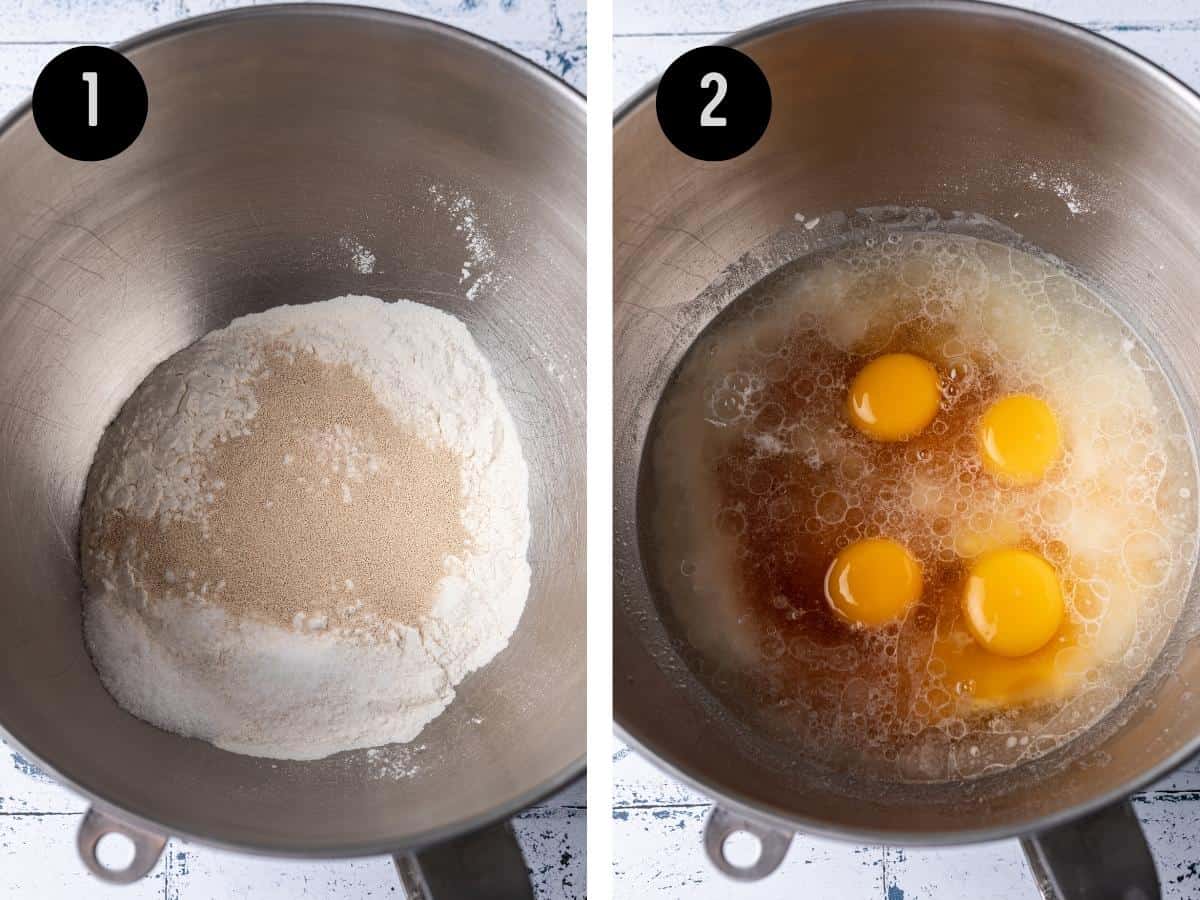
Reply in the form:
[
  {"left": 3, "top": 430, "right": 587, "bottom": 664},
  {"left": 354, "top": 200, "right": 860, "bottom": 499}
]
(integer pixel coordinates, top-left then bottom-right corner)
[
  {"left": 1045, "top": 539, "right": 1071, "bottom": 566},
  {"left": 1122, "top": 531, "right": 1171, "bottom": 587},
  {"left": 769, "top": 497, "right": 793, "bottom": 521},
  {"left": 792, "top": 376, "right": 816, "bottom": 400},
  {"left": 1039, "top": 490, "right": 1073, "bottom": 525},
  {"left": 713, "top": 389, "right": 742, "bottom": 421},
  {"left": 747, "top": 470, "right": 774, "bottom": 495},
  {"left": 713, "top": 506, "right": 745, "bottom": 538},
  {"left": 816, "top": 491, "right": 849, "bottom": 523},
  {"left": 968, "top": 510, "right": 992, "bottom": 533},
  {"left": 841, "top": 451, "right": 869, "bottom": 481},
  {"left": 761, "top": 634, "right": 786, "bottom": 661}
]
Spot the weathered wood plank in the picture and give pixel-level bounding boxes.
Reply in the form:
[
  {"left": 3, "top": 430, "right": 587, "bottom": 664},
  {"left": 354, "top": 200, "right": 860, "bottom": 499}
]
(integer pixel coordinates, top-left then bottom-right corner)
[
  {"left": 0, "top": 813, "right": 168, "bottom": 898},
  {"left": 614, "top": 804, "right": 886, "bottom": 899},
  {"left": 614, "top": 26, "right": 1200, "bottom": 106},
  {"left": 0, "top": 0, "right": 585, "bottom": 116},
  {"left": 616, "top": 0, "right": 1200, "bottom": 36},
  {"left": 1, "top": 736, "right": 585, "bottom": 897},
  {"left": 1, "top": 0, "right": 562, "bottom": 45}
]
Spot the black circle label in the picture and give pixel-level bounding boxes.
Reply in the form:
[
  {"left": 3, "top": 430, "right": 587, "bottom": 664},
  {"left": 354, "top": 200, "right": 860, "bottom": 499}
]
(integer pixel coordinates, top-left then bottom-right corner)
[
  {"left": 656, "top": 46, "right": 771, "bottom": 162},
  {"left": 33, "top": 46, "right": 148, "bottom": 161}
]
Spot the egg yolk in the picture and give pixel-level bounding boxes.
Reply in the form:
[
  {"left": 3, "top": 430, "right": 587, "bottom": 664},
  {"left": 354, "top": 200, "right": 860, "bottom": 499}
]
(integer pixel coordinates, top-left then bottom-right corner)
[
  {"left": 963, "top": 549, "right": 1064, "bottom": 657},
  {"left": 847, "top": 353, "right": 941, "bottom": 442},
  {"left": 978, "top": 394, "right": 1060, "bottom": 484},
  {"left": 825, "top": 537, "right": 923, "bottom": 627}
]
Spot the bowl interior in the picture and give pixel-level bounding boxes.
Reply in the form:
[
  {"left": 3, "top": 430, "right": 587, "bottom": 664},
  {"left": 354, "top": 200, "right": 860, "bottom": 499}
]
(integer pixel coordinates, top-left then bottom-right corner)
[
  {"left": 0, "top": 7, "right": 585, "bottom": 854},
  {"left": 615, "top": 1, "right": 1200, "bottom": 842}
]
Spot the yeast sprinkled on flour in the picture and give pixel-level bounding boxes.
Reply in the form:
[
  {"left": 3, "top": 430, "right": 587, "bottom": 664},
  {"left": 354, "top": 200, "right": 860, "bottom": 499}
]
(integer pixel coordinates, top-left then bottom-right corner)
[{"left": 80, "top": 295, "right": 531, "bottom": 761}]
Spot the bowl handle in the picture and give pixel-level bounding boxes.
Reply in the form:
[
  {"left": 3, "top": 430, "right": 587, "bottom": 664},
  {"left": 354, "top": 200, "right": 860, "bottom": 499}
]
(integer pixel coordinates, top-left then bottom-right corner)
[
  {"left": 703, "top": 804, "right": 793, "bottom": 881},
  {"left": 1020, "top": 799, "right": 1160, "bottom": 900},
  {"left": 393, "top": 820, "right": 533, "bottom": 899},
  {"left": 76, "top": 806, "right": 167, "bottom": 884}
]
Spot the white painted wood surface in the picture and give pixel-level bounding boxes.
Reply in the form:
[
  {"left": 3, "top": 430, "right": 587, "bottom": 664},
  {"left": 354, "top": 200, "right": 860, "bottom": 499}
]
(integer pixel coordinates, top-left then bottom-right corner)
[
  {"left": 613, "top": 1, "right": 1200, "bottom": 897},
  {"left": 614, "top": 742, "right": 1200, "bottom": 898},
  {"left": 0, "top": 0, "right": 585, "bottom": 116},
  {"left": 0, "top": 735, "right": 586, "bottom": 898},
  {"left": 0, "top": 1, "right": 584, "bottom": 897},
  {"left": 615, "top": 0, "right": 1200, "bottom": 103}
]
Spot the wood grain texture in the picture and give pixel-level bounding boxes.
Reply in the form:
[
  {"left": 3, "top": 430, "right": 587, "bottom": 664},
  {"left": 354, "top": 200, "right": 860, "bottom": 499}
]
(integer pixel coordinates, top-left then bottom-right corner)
[
  {"left": 614, "top": 1, "right": 1200, "bottom": 105},
  {"left": 0, "top": 731, "right": 585, "bottom": 897},
  {"left": 613, "top": 1, "right": 1200, "bottom": 897},
  {"left": 615, "top": 0, "right": 1200, "bottom": 36},
  {"left": 615, "top": 737, "right": 1200, "bottom": 898},
  {"left": 0, "top": 1, "right": 584, "bottom": 896},
  {"left": 0, "top": 0, "right": 585, "bottom": 117}
]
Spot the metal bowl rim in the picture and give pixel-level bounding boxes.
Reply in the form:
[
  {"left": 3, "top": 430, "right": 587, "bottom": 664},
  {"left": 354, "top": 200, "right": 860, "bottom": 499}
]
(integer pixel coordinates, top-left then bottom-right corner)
[
  {"left": 613, "top": 0, "right": 1200, "bottom": 846},
  {"left": 0, "top": 1, "right": 585, "bottom": 858}
]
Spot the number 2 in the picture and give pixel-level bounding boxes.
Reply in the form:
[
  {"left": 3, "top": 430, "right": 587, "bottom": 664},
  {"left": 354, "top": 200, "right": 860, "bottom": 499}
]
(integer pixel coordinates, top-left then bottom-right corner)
[
  {"left": 700, "top": 72, "right": 727, "bottom": 127},
  {"left": 82, "top": 71, "right": 98, "bottom": 127}
]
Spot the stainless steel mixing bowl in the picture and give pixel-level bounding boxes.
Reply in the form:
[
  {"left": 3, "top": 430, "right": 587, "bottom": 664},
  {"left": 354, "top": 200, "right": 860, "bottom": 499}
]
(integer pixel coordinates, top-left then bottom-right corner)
[
  {"left": 0, "top": 5, "right": 584, "bottom": 895},
  {"left": 614, "top": 2, "right": 1200, "bottom": 896}
]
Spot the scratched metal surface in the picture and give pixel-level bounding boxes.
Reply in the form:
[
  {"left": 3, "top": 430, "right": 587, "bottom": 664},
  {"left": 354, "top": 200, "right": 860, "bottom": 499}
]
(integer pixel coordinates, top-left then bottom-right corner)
[
  {"left": 613, "top": 1, "right": 1200, "bottom": 897},
  {"left": 0, "top": 1, "right": 585, "bottom": 897}
]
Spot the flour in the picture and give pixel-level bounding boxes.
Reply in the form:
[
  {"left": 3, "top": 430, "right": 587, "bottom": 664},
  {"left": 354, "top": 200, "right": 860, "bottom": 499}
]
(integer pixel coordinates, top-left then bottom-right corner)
[
  {"left": 428, "top": 184, "right": 497, "bottom": 301},
  {"left": 338, "top": 236, "right": 376, "bottom": 274},
  {"left": 80, "top": 295, "right": 530, "bottom": 761},
  {"left": 1027, "top": 170, "right": 1093, "bottom": 215}
]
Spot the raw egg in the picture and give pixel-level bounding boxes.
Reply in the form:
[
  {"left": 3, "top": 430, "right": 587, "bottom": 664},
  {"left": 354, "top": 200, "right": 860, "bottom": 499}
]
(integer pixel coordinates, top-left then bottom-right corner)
[
  {"left": 824, "top": 537, "right": 922, "bottom": 626},
  {"left": 932, "top": 620, "right": 1080, "bottom": 709},
  {"left": 847, "top": 353, "right": 940, "bottom": 442},
  {"left": 928, "top": 547, "right": 1079, "bottom": 708},
  {"left": 963, "top": 549, "right": 1064, "bottom": 657},
  {"left": 978, "top": 394, "right": 1060, "bottom": 484}
]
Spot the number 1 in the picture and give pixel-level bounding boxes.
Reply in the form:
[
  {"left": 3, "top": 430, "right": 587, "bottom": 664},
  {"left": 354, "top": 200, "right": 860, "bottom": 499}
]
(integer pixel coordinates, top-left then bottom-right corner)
[
  {"left": 82, "top": 71, "right": 98, "bottom": 127},
  {"left": 700, "top": 72, "right": 727, "bottom": 127}
]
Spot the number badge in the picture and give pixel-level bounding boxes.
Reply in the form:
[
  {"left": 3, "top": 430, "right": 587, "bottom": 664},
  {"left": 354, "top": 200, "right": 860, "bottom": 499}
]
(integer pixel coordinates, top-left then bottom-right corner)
[
  {"left": 656, "top": 46, "right": 771, "bottom": 162},
  {"left": 33, "top": 46, "right": 148, "bottom": 161}
]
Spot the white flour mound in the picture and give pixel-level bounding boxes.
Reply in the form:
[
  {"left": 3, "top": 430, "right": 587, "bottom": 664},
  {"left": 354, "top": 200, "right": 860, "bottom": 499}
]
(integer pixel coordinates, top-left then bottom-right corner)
[{"left": 81, "top": 295, "right": 531, "bottom": 760}]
